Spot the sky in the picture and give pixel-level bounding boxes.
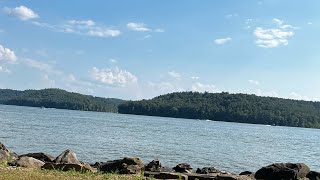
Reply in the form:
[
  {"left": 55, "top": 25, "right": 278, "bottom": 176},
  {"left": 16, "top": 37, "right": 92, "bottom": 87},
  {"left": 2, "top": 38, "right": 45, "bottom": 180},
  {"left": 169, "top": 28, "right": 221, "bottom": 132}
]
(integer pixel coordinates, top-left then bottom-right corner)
[{"left": 0, "top": 0, "right": 319, "bottom": 101}]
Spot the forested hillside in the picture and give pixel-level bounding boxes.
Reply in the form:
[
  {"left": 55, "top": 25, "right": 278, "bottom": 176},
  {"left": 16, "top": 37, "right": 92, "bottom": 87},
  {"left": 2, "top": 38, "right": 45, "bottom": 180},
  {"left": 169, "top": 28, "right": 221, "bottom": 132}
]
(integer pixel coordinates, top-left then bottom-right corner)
[
  {"left": 118, "top": 92, "right": 320, "bottom": 128},
  {"left": 0, "top": 88, "right": 125, "bottom": 112}
]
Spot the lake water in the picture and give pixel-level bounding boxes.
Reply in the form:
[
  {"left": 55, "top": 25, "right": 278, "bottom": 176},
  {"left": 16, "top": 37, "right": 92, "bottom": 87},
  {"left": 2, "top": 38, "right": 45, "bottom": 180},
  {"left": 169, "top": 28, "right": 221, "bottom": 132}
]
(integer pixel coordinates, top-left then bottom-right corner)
[{"left": 0, "top": 104, "right": 319, "bottom": 173}]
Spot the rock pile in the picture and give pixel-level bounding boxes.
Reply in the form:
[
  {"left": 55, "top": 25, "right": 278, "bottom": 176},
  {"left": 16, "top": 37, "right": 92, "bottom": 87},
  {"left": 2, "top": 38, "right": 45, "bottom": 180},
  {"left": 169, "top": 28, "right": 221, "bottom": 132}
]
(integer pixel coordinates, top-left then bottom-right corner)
[{"left": 1, "top": 142, "right": 320, "bottom": 180}]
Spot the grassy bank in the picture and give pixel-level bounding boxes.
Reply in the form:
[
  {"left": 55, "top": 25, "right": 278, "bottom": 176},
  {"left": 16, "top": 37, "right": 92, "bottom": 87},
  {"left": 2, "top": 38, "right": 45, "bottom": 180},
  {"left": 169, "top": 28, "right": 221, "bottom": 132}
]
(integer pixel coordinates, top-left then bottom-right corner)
[{"left": 0, "top": 166, "right": 144, "bottom": 180}]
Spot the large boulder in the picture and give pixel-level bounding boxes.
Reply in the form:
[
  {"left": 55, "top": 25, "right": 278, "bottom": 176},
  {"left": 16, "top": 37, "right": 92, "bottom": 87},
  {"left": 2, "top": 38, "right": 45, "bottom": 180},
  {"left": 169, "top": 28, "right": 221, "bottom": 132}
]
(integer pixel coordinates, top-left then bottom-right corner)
[
  {"left": 19, "top": 152, "right": 54, "bottom": 163},
  {"left": 145, "top": 159, "right": 163, "bottom": 172},
  {"left": 42, "top": 162, "right": 96, "bottom": 173},
  {"left": 9, "top": 156, "right": 44, "bottom": 168},
  {"left": 307, "top": 171, "right": 320, "bottom": 180},
  {"left": 54, "top": 149, "right": 80, "bottom": 164},
  {"left": 173, "top": 163, "right": 192, "bottom": 173},
  {"left": 99, "top": 157, "right": 144, "bottom": 174},
  {"left": 196, "top": 167, "right": 221, "bottom": 174},
  {"left": 255, "top": 163, "right": 310, "bottom": 180}
]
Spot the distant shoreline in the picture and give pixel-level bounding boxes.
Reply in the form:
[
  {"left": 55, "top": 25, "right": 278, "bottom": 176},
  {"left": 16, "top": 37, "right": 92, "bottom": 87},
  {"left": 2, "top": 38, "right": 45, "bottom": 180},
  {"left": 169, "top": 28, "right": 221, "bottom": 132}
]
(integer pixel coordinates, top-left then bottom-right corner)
[{"left": 1, "top": 88, "right": 320, "bottom": 129}]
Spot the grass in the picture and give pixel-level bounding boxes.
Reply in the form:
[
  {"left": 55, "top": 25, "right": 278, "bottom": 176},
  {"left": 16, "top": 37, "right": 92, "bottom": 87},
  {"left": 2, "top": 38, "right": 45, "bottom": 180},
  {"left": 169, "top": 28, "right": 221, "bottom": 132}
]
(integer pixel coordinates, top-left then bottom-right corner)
[{"left": 0, "top": 165, "right": 146, "bottom": 180}]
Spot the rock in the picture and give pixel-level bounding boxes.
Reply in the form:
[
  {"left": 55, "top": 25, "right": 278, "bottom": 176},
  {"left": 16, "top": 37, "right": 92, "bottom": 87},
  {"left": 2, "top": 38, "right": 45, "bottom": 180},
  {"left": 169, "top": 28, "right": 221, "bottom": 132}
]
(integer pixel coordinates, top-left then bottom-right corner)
[
  {"left": 9, "top": 156, "right": 44, "bottom": 168},
  {"left": 19, "top": 152, "right": 54, "bottom": 162},
  {"left": 0, "top": 143, "right": 10, "bottom": 162},
  {"left": 255, "top": 163, "right": 310, "bottom": 180},
  {"left": 42, "top": 162, "right": 95, "bottom": 173},
  {"left": 99, "top": 157, "right": 144, "bottom": 174},
  {"left": 196, "top": 167, "right": 220, "bottom": 174},
  {"left": 54, "top": 149, "right": 80, "bottom": 164},
  {"left": 144, "top": 171, "right": 188, "bottom": 180},
  {"left": 187, "top": 173, "right": 217, "bottom": 180},
  {"left": 239, "top": 171, "right": 253, "bottom": 176},
  {"left": 121, "top": 164, "right": 142, "bottom": 174},
  {"left": 91, "top": 161, "right": 104, "bottom": 169},
  {"left": 0, "top": 143, "right": 18, "bottom": 164},
  {"left": 307, "top": 171, "right": 320, "bottom": 180},
  {"left": 145, "top": 159, "right": 162, "bottom": 172},
  {"left": 173, "top": 163, "right": 192, "bottom": 173}
]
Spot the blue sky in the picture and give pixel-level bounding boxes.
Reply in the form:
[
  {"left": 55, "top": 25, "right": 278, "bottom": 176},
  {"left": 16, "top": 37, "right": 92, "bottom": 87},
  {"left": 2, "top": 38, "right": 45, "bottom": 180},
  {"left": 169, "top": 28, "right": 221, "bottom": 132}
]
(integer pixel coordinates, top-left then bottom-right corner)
[{"left": 0, "top": 0, "right": 319, "bottom": 100}]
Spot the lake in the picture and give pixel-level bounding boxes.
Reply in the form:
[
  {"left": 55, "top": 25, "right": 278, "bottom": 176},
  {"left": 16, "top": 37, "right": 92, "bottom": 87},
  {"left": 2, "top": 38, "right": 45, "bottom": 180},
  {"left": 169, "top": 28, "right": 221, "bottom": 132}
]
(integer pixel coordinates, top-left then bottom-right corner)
[{"left": 0, "top": 104, "right": 319, "bottom": 173}]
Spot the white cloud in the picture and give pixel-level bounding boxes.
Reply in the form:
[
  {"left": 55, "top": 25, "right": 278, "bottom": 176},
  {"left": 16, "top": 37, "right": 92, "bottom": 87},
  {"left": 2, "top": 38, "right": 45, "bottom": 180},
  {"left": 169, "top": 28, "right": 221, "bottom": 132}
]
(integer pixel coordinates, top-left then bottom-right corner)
[
  {"left": 31, "top": 21, "right": 54, "bottom": 28},
  {"left": 0, "top": 44, "right": 17, "bottom": 61},
  {"left": 4, "top": 6, "right": 39, "bottom": 21},
  {"left": 307, "top": 22, "right": 313, "bottom": 25},
  {"left": 23, "top": 58, "right": 61, "bottom": 75},
  {"left": 248, "top": 79, "right": 260, "bottom": 85},
  {"left": 127, "top": 22, "right": 164, "bottom": 33},
  {"left": 32, "top": 19, "right": 121, "bottom": 38},
  {"left": 214, "top": 37, "right": 232, "bottom": 45},
  {"left": 143, "top": 34, "right": 152, "bottom": 39},
  {"left": 168, "top": 70, "right": 181, "bottom": 79},
  {"left": 191, "top": 76, "right": 200, "bottom": 80},
  {"left": 154, "top": 28, "right": 165, "bottom": 33},
  {"left": 192, "top": 82, "right": 220, "bottom": 93},
  {"left": 109, "top": 59, "right": 117, "bottom": 63},
  {"left": 254, "top": 19, "right": 294, "bottom": 48},
  {"left": 64, "top": 19, "right": 120, "bottom": 37},
  {"left": 87, "top": 28, "right": 120, "bottom": 37},
  {"left": 127, "top": 22, "right": 151, "bottom": 32},
  {"left": 68, "top": 20, "right": 95, "bottom": 26},
  {"left": 0, "top": 66, "right": 11, "bottom": 74},
  {"left": 90, "top": 67, "right": 138, "bottom": 86},
  {"left": 272, "top": 18, "right": 283, "bottom": 26},
  {"left": 225, "top": 13, "right": 238, "bottom": 18}
]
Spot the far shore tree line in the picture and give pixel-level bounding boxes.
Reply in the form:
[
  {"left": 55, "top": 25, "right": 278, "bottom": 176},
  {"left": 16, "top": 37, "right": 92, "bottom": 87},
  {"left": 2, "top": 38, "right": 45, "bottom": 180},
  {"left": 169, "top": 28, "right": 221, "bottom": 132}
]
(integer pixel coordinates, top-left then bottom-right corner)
[{"left": 1, "top": 88, "right": 320, "bottom": 129}]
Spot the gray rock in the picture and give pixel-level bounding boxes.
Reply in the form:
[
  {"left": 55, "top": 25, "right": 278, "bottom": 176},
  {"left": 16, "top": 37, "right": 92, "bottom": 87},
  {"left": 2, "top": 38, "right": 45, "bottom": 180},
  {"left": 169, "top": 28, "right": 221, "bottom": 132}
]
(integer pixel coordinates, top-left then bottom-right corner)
[
  {"left": 0, "top": 143, "right": 10, "bottom": 162},
  {"left": 9, "top": 156, "right": 45, "bottom": 168},
  {"left": 54, "top": 149, "right": 80, "bottom": 164},
  {"left": 255, "top": 163, "right": 310, "bottom": 180},
  {"left": 239, "top": 171, "right": 253, "bottom": 176},
  {"left": 187, "top": 173, "right": 218, "bottom": 180},
  {"left": 307, "top": 171, "right": 320, "bottom": 180},
  {"left": 19, "top": 152, "right": 54, "bottom": 162},
  {"left": 145, "top": 159, "right": 162, "bottom": 172},
  {"left": 121, "top": 164, "right": 142, "bottom": 174},
  {"left": 99, "top": 157, "right": 144, "bottom": 174},
  {"left": 173, "top": 163, "right": 192, "bottom": 173},
  {"left": 42, "top": 162, "right": 96, "bottom": 173},
  {"left": 91, "top": 161, "right": 104, "bottom": 169},
  {"left": 0, "top": 142, "right": 17, "bottom": 163},
  {"left": 196, "top": 167, "right": 221, "bottom": 174}
]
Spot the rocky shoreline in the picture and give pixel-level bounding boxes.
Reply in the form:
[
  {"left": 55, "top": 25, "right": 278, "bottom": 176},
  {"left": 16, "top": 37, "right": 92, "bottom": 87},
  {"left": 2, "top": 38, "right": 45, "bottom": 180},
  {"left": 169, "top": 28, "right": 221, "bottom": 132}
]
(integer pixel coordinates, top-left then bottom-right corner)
[{"left": 1, "top": 142, "right": 319, "bottom": 180}]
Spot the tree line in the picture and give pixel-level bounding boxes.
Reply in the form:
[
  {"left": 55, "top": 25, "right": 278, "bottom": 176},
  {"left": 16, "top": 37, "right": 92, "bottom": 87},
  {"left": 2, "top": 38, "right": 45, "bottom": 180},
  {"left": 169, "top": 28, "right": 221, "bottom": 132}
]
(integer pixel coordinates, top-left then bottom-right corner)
[
  {"left": 0, "top": 88, "right": 125, "bottom": 112},
  {"left": 118, "top": 91, "right": 320, "bottom": 128}
]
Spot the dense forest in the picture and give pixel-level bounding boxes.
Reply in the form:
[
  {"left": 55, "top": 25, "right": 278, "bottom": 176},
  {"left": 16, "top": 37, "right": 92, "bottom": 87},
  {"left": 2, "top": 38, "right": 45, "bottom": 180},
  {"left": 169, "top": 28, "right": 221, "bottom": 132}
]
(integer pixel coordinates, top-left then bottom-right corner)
[
  {"left": 0, "top": 88, "right": 125, "bottom": 112},
  {"left": 1, "top": 89, "right": 320, "bottom": 128},
  {"left": 118, "top": 92, "right": 320, "bottom": 128}
]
